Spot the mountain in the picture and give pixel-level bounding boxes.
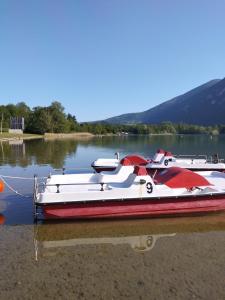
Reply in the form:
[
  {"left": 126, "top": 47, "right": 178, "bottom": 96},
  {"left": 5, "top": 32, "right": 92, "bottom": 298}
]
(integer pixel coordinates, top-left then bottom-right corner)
[{"left": 103, "top": 78, "right": 225, "bottom": 125}]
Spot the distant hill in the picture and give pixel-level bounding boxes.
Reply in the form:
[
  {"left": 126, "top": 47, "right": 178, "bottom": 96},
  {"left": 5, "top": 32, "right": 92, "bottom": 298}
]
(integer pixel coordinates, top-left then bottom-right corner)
[{"left": 103, "top": 78, "right": 225, "bottom": 125}]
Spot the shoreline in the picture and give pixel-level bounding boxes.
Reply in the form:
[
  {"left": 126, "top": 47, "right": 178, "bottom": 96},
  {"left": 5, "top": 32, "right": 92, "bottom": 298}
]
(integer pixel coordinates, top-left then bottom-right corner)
[
  {"left": 0, "top": 133, "right": 43, "bottom": 142},
  {"left": 0, "top": 132, "right": 221, "bottom": 142},
  {"left": 44, "top": 132, "right": 95, "bottom": 140},
  {"left": 0, "top": 132, "right": 95, "bottom": 142}
]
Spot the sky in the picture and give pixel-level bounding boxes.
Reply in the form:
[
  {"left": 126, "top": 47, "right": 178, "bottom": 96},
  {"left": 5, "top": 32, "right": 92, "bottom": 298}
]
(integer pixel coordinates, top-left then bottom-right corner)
[{"left": 1, "top": 0, "right": 225, "bottom": 122}]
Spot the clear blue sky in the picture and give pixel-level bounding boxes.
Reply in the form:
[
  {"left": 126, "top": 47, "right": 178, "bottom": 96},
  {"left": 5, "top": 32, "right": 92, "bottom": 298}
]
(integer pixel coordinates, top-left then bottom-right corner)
[{"left": 1, "top": 0, "right": 225, "bottom": 122}]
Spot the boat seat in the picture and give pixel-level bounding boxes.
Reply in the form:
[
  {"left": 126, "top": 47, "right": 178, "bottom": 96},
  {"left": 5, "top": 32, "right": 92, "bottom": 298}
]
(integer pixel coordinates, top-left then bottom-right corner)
[{"left": 107, "top": 174, "right": 137, "bottom": 189}]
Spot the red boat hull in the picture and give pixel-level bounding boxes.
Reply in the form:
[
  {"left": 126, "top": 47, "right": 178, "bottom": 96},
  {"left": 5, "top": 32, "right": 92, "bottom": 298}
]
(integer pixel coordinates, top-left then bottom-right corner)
[{"left": 42, "top": 195, "right": 225, "bottom": 220}]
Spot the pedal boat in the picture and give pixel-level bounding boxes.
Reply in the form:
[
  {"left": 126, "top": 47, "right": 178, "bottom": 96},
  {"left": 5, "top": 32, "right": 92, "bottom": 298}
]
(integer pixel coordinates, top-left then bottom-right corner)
[
  {"left": 44, "top": 157, "right": 146, "bottom": 191},
  {"left": 92, "top": 149, "right": 225, "bottom": 173},
  {"left": 91, "top": 153, "right": 149, "bottom": 172},
  {"left": 147, "top": 149, "right": 225, "bottom": 171},
  {"left": 34, "top": 166, "right": 225, "bottom": 220}
]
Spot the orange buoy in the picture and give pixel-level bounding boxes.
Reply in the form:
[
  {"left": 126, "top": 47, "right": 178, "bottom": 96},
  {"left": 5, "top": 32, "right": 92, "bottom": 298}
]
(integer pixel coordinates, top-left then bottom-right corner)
[
  {"left": 0, "top": 214, "right": 5, "bottom": 225},
  {"left": 0, "top": 180, "right": 4, "bottom": 192}
]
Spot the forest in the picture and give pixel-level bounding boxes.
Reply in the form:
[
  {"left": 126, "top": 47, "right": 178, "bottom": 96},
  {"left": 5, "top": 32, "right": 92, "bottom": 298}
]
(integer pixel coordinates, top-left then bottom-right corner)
[{"left": 0, "top": 101, "right": 225, "bottom": 135}]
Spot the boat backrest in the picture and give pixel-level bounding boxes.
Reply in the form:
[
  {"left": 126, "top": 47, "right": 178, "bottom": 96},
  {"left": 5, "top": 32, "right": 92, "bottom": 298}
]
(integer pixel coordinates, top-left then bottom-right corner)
[
  {"left": 152, "top": 149, "right": 165, "bottom": 163},
  {"left": 121, "top": 173, "right": 137, "bottom": 187},
  {"left": 108, "top": 166, "right": 152, "bottom": 188},
  {"left": 123, "top": 169, "right": 152, "bottom": 187}
]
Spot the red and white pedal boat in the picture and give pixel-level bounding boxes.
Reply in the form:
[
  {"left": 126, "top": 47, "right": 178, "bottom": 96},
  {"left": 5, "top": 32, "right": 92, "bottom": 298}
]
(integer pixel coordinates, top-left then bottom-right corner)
[
  {"left": 34, "top": 166, "right": 225, "bottom": 220},
  {"left": 91, "top": 152, "right": 150, "bottom": 172},
  {"left": 92, "top": 149, "right": 225, "bottom": 173}
]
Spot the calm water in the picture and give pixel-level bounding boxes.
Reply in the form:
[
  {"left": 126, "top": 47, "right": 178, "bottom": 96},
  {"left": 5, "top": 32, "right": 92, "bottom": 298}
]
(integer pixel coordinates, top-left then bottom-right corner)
[
  {"left": 1, "top": 135, "right": 225, "bottom": 224},
  {"left": 0, "top": 135, "right": 225, "bottom": 299}
]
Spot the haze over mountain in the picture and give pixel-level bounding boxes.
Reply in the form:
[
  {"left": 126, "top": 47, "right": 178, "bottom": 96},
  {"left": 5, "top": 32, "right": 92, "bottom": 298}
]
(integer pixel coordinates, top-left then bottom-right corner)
[{"left": 103, "top": 78, "right": 225, "bottom": 125}]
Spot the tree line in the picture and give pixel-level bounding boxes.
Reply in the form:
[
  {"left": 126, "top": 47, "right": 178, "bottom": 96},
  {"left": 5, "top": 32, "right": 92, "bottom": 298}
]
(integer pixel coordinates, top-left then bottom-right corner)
[
  {"left": 0, "top": 101, "right": 225, "bottom": 135},
  {"left": 0, "top": 101, "right": 78, "bottom": 134}
]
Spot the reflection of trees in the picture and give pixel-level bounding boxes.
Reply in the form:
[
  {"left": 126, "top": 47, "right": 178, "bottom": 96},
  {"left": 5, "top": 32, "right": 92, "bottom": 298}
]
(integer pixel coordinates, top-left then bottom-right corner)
[
  {"left": 26, "top": 139, "right": 78, "bottom": 168},
  {"left": 0, "top": 139, "right": 78, "bottom": 169},
  {"left": 0, "top": 142, "right": 31, "bottom": 168},
  {"left": 0, "top": 135, "right": 225, "bottom": 168},
  {"left": 74, "top": 135, "right": 182, "bottom": 157},
  {"left": 75, "top": 135, "right": 225, "bottom": 158}
]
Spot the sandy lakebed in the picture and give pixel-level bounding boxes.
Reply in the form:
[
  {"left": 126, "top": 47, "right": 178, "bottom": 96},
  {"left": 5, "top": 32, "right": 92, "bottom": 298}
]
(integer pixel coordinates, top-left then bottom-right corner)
[{"left": 0, "top": 216, "right": 225, "bottom": 300}]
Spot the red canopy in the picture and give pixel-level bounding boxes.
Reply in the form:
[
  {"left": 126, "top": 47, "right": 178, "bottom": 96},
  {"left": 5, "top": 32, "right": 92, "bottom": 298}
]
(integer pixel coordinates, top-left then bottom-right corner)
[
  {"left": 120, "top": 155, "right": 148, "bottom": 166},
  {"left": 154, "top": 167, "right": 211, "bottom": 189}
]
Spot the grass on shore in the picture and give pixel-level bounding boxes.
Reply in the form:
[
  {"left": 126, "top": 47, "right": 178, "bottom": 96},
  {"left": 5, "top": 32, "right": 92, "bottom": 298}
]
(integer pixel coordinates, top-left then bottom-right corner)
[
  {"left": 0, "top": 132, "right": 43, "bottom": 140},
  {"left": 0, "top": 132, "right": 94, "bottom": 141}
]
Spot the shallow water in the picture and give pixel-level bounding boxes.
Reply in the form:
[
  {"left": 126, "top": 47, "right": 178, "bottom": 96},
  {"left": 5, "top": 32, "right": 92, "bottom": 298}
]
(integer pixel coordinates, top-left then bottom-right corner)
[{"left": 0, "top": 136, "right": 225, "bottom": 299}]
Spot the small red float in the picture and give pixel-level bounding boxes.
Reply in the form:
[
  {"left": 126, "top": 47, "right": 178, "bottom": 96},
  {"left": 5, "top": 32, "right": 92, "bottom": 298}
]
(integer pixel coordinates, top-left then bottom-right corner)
[
  {"left": 0, "top": 214, "right": 5, "bottom": 225},
  {"left": 0, "top": 180, "right": 4, "bottom": 192}
]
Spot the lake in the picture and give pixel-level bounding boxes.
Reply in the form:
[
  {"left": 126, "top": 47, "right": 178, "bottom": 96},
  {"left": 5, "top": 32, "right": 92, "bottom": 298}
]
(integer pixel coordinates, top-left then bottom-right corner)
[{"left": 0, "top": 135, "right": 225, "bottom": 299}]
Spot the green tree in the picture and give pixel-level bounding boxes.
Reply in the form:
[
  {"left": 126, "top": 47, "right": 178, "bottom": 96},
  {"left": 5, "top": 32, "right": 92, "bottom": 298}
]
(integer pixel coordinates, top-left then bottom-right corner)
[
  {"left": 48, "top": 101, "right": 68, "bottom": 133},
  {"left": 26, "top": 107, "right": 52, "bottom": 134}
]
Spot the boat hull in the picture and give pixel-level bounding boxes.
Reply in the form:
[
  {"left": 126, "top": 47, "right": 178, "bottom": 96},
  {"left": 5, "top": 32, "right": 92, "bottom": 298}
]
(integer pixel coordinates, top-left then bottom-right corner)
[{"left": 41, "top": 194, "right": 225, "bottom": 220}]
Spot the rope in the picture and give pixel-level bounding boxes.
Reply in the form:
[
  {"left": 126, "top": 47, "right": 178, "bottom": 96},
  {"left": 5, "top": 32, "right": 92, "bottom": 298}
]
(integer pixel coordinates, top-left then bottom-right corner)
[
  {"left": 0, "top": 175, "right": 34, "bottom": 180},
  {"left": 0, "top": 175, "right": 47, "bottom": 198},
  {"left": 0, "top": 175, "right": 47, "bottom": 180},
  {"left": 54, "top": 168, "right": 92, "bottom": 171},
  {"left": 0, "top": 175, "right": 31, "bottom": 198}
]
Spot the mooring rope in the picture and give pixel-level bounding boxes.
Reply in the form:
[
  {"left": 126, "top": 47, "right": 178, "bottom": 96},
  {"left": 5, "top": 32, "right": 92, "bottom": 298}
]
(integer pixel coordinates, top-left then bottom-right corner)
[
  {"left": 0, "top": 175, "right": 34, "bottom": 180},
  {"left": 0, "top": 175, "right": 47, "bottom": 180},
  {"left": 0, "top": 175, "right": 47, "bottom": 198},
  {"left": 0, "top": 176, "right": 31, "bottom": 198}
]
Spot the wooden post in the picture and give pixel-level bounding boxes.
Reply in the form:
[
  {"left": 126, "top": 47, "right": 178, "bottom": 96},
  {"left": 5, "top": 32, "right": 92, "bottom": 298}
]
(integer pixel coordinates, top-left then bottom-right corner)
[{"left": 0, "top": 112, "right": 3, "bottom": 134}]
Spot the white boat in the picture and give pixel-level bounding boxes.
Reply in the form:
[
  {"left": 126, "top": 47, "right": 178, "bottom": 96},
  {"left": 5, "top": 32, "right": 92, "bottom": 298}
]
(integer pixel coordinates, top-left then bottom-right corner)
[
  {"left": 91, "top": 149, "right": 225, "bottom": 172},
  {"left": 34, "top": 166, "right": 225, "bottom": 220},
  {"left": 91, "top": 152, "right": 150, "bottom": 172}
]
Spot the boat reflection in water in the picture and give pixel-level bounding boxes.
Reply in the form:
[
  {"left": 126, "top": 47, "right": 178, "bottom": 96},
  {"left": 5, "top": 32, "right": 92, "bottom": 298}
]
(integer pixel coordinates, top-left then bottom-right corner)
[
  {"left": 37, "top": 232, "right": 175, "bottom": 257},
  {"left": 34, "top": 212, "right": 225, "bottom": 260}
]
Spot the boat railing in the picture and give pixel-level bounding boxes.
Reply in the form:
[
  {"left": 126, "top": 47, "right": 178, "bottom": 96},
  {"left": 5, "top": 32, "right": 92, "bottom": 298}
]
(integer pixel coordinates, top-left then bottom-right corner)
[
  {"left": 53, "top": 167, "right": 94, "bottom": 175},
  {"left": 174, "top": 154, "right": 207, "bottom": 160},
  {"left": 174, "top": 154, "right": 225, "bottom": 163},
  {"left": 207, "top": 155, "right": 225, "bottom": 163},
  {"left": 44, "top": 178, "right": 147, "bottom": 193},
  {"left": 45, "top": 182, "right": 107, "bottom": 193}
]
